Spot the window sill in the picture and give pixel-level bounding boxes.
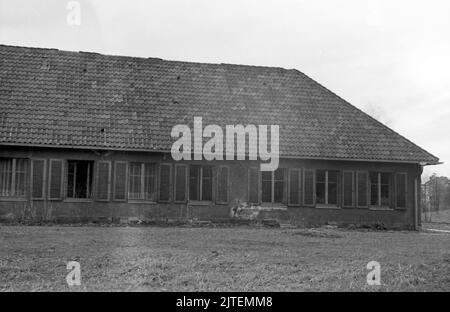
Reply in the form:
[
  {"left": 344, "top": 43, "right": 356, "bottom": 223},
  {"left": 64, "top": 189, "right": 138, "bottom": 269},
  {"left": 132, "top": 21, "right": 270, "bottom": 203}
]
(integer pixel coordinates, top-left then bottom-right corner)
[
  {"left": 0, "top": 197, "right": 28, "bottom": 202},
  {"left": 64, "top": 198, "right": 93, "bottom": 203},
  {"left": 316, "top": 204, "right": 341, "bottom": 209},
  {"left": 369, "top": 206, "right": 394, "bottom": 211},
  {"left": 260, "top": 203, "right": 288, "bottom": 210},
  {"left": 188, "top": 200, "right": 212, "bottom": 206},
  {"left": 127, "top": 200, "right": 157, "bottom": 204}
]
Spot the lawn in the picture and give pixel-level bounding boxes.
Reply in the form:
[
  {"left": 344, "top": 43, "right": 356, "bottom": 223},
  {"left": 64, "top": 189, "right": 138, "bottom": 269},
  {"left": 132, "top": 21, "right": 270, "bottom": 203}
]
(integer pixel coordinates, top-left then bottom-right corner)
[{"left": 1, "top": 225, "right": 450, "bottom": 291}]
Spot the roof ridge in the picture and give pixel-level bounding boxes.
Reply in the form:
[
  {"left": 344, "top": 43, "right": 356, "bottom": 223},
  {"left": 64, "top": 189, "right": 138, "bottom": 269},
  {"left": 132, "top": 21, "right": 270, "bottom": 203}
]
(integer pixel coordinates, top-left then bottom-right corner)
[
  {"left": 0, "top": 43, "right": 291, "bottom": 71},
  {"left": 291, "top": 69, "right": 439, "bottom": 163}
]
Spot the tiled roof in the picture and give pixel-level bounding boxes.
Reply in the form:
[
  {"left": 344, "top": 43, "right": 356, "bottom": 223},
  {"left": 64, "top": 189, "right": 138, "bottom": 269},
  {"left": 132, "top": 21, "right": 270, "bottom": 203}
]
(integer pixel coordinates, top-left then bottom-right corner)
[{"left": 0, "top": 44, "right": 439, "bottom": 164}]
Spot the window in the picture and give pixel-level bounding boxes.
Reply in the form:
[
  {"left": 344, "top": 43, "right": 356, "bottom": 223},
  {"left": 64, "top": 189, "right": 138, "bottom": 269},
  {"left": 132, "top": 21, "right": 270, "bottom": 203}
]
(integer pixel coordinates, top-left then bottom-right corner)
[
  {"left": 49, "top": 159, "right": 64, "bottom": 200},
  {"left": 370, "top": 172, "right": 392, "bottom": 207},
  {"left": 96, "top": 161, "right": 111, "bottom": 201},
  {"left": 288, "top": 168, "right": 301, "bottom": 206},
  {"left": 174, "top": 164, "right": 188, "bottom": 203},
  {"left": 216, "top": 166, "right": 229, "bottom": 204},
  {"left": 261, "top": 168, "right": 285, "bottom": 204},
  {"left": 66, "top": 160, "right": 94, "bottom": 199},
  {"left": 189, "top": 165, "right": 212, "bottom": 201},
  {"left": 31, "top": 159, "right": 46, "bottom": 200},
  {"left": 159, "top": 163, "right": 172, "bottom": 202},
  {"left": 0, "top": 158, "right": 29, "bottom": 197},
  {"left": 342, "top": 171, "right": 354, "bottom": 207},
  {"left": 303, "top": 169, "right": 315, "bottom": 206},
  {"left": 128, "top": 162, "right": 157, "bottom": 201},
  {"left": 113, "top": 161, "right": 128, "bottom": 201},
  {"left": 316, "top": 170, "right": 339, "bottom": 206},
  {"left": 356, "top": 171, "right": 368, "bottom": 207}
]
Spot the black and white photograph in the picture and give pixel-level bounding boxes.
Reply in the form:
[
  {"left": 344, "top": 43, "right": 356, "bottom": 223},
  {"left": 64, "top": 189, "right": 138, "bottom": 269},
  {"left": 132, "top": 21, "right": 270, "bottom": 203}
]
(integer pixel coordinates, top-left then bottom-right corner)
[{"left": 0, "top": 0, "right": 449, "bottom": 297}]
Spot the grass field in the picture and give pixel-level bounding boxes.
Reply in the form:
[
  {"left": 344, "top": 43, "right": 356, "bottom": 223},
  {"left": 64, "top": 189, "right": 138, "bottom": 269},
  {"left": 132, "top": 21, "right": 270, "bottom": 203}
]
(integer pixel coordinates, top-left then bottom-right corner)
[{"left": 1, "top": 225, "right": 450, "bottom": 291}]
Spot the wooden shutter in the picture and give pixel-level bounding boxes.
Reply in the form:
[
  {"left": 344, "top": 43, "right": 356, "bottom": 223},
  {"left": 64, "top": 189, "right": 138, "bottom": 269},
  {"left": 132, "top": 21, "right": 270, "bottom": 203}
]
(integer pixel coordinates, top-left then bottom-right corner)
[
  {"left": 356, "top": 171, "right": 369, "bottom": 208},
  {"left": 174, "top": 164, "right": 187, "bottom": 203},
  {"left": 31, "top": 159, "right": 46, "bottom": 200},
  {"left": 216, "top": 166, "right": 229, "bottom": 204},
  {"left": 48, "top": 159, "right": 63, "bottom": 200},
  {"left": 342, "top": 171, "right": 354, "bottom": 207},
  {"left": 288, "top": 168, "right": 301, "bottom": 206},
  {"left": 395, "top": 173, "right": 407, "bottom": 209},
  {"left": 113, "top": 161, "right": 127, "bottom": 201},
  {"left": 248, "top": 167, "right": 259, "bottom": 204},
  {"left": 303, "top": 169, "right": 315, "bottom": 206},
  {"left": 96, "top": 161, "right": 111, "bottom": 201},
  {"left": 159, "top": 163, "right": 172, "bottom": 202}
]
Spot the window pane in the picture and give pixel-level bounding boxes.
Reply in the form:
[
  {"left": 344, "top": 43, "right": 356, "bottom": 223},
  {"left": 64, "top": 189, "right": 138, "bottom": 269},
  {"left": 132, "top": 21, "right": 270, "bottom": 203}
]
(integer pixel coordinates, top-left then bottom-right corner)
[
  {"left": 158, "top": 164, "right": 171, "bottom": 202},
  {"left": 189, "top": 165, "right": 200, "bottom": 200},
  {"left": 14, "top": 159, "right": 28, "bottom": 197},
  {"left": 396, "top": 173, "right": 407, "bottom": 208},
  {"left": 381, "top": 185, "right": 390, "bottom": 206},
  {"left": 67, "top": 161, "right": 75, "bottom": 198},
  {"left": 343, "top": 171, "right": 353, "bottom": 207},
  {"left": 370, "top": 183, "right": 378, "bottom": 206},
  {"left": 175, "top": 165, "right": 187, "bottom": 202},
  {"left": 303, "top": 170, "right": 315, "bottom": 205},
  {"left": 328, "top": 181, "right": 337, "bottom": 205},
  {"left": 201, "top": 166, "right": 213, "bottom": 201},
  {"left": 217, "top": 167, "right": 228, "bottom": 203},
  {"left": 129, "top": 162, "right": 142, "bottom": 199},
  {"left": 316, "top": 182, "right": 326, "bottom": 204},
  {"left": 288, "top": 169, "right": 300, "bottom": 205},
  {"left": 328, "top": 171, "right": 338, "bottom": 183},
  {"left": 143, "top": 163, "right": 156, "bottom": 201},
  {"left": 0, "top": 158, "right": 13, "bottom": 197},
  {"left": 357, "top": 172, "right": 368, "bottom": 207},
  {"left": 316, "top": 170, "right": 326, "bottom": 182}
]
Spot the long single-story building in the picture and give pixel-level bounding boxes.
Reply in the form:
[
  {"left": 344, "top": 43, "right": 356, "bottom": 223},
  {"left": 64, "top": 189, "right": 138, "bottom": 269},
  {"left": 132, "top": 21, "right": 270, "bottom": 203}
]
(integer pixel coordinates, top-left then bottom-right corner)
[{"left": 0, "top": 44, "right": 439, "bottom": 229}]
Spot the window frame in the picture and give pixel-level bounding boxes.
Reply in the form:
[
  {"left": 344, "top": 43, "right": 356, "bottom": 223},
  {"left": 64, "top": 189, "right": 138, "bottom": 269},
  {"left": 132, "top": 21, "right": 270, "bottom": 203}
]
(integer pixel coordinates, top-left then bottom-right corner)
[
  {"left": 315, "top": 169, "right": 340, "bottom": 208},
  {"left": 65, "top": 159, "right": 94, "bottom": 200},
  {"left": 128, "top": 162, "right": 157, "bottom": 202},
  {"left": 261, "top": 168, "right": 286, "bottom": 204},
  {"left": 369, "top": 171, "right": 393, "bottom": 209},
  {"left": 0, "top": 157, "right": 30, "bottom": 200},
  {"left": 189, "top": 165, "right": 213, "bottom": 202}
]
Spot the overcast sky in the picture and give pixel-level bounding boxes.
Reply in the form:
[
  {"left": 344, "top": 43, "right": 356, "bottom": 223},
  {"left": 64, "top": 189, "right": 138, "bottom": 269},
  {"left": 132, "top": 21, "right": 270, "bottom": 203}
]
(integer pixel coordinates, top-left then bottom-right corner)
[{"left": 1, "top": 0, "right": 449, "bottom": 179}]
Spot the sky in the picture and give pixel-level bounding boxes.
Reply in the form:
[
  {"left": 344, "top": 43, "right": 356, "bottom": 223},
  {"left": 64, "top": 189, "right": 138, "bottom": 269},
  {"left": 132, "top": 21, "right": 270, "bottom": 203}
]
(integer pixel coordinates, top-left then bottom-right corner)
[{"left": 1, "top": 0, "right": 449, "bottom": 179}]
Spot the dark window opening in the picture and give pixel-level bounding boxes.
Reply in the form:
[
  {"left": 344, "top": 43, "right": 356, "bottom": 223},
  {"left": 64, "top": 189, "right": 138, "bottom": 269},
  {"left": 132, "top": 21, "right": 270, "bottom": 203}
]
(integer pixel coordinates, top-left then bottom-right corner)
[
  {"left": 189, "top": 165, "right": 213, "bottom": 201},
  {"left": 316, "top": 170, "right": 338, "bottom": 205},
  {"left": 370, "top": 172, "right": 391, "bottom": 207},
  {"left": 67, "top": 160, "right": 94, "bottom": 199},
  {"left": 261, "top": 168, "right": 285, "bottom": 203}
]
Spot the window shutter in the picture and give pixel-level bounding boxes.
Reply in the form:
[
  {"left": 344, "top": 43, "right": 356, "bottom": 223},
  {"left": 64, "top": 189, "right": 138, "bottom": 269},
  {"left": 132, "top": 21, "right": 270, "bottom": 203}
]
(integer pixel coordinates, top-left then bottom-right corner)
[
  {"left": 342, "top": 171, "right": 354, "bottom": 207},
  {"left": 303, "top": 169, "right": 315, "bottom": 206},
  {"left": 248, "top": 167, "right": 259, "bottom": 203},
  {"left": 288, "top": 168, "right": 301, "bottom": 206},
  {"left": 356, "top": 171, "right": 369, "bottom": 207},
  {"left": 113, "top": 161, "right": 127, "bottom": 201},
  {"left": 96, "top": 161, "right": 111, "bottom": 201},
  {"left": 48, "top": 159, "right": 63, "bottom": 200},
  {"left": 31, "top": 159, "right": 46, "bottom": 200},
  {"left": 174, "top": 164, "right": 187, "bottom": 203},
  {"left": 159, "top": 163, "right": 172, "bottom": 202},
  {"left": 216, "top": 166, "right": 229, "bottom": 204},
  {"left": 395, "top": 173, "right": 407, "bottom": 209}
]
